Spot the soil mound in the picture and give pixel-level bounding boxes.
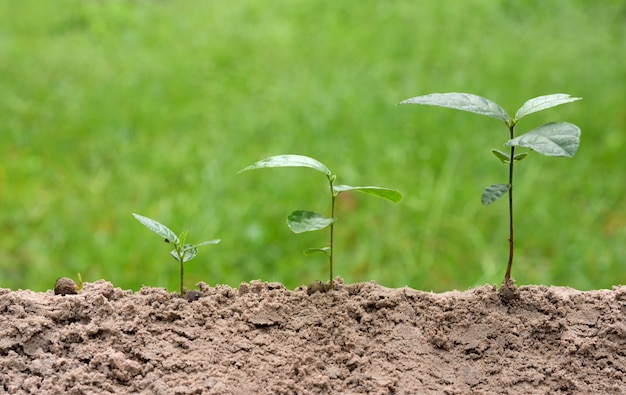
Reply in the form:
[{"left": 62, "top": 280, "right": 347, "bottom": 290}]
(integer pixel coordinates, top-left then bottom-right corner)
[{"left": 1, "top": 279, "right": 625, "bottom": 394}]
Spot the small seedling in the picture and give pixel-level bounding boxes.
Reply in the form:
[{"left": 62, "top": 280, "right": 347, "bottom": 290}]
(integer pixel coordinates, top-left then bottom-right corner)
[
  {"left": 132, "top": 213, "right": 220, "bottom": 296},
  {"left": 238, "top": 154, "right": 402, "bottom": 290},
  {"left": 399, "top": 93, "right": 581, "bottom": 285},
  {"left": 77, "top": 272, "right": 84, "bottom": 291}
]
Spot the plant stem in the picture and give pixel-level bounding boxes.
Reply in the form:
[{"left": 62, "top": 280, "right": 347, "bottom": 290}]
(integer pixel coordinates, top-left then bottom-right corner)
[
  {"left": 505, "top": 124, "right": 515, "bottom": 281},
  {"left": 328, "top": 176, "right": 336, "bottom": 290},
  {"left": 180, "top": 255, "right": 184, "bottom": 297}
]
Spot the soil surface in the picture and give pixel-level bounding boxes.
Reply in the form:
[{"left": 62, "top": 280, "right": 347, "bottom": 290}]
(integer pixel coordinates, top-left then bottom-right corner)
[{"left": 1, "top": 279, "right": 625, "bottom": 394}]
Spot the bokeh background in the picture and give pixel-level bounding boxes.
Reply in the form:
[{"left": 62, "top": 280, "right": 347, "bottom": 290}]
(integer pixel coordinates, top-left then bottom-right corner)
[{"left": 1, "top": 0, "right": 625, "bottom": 292}]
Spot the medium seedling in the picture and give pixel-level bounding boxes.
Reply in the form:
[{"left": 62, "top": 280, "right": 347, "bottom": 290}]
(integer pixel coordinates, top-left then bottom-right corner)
[
  {"left": 238, "top": 154, "right": 402, "bottom": 290},
  {"left": 399, "top": 93, "right": 582, "bottom": 285},
  {"left": 132, "top": 213, "right": 220, "bottom": 296}
]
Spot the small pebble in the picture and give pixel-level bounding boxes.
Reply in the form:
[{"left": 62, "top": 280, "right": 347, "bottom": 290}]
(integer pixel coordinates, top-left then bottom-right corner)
[
  {"left": 184, "top": 290, "right": 203, "bottom": 302},
  {"left": 54, "top": 277, "right": 78, "bottom": 296}
]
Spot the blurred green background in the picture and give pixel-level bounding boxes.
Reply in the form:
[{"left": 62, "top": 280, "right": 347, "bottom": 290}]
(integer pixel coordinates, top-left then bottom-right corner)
[{"left": 1, "top": 0, "right": 625, "bottom": 293}]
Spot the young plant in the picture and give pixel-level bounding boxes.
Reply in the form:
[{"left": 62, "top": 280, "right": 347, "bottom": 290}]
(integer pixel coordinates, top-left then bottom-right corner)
[
  {"left": 399, "top": 93, "right": 582, "bottom": 286},
  {"left": 132, "top": 213, "right": 221, "bottom": 296},
  {"left": 238, "top": 154, "right": 402, "bottom": 290}
]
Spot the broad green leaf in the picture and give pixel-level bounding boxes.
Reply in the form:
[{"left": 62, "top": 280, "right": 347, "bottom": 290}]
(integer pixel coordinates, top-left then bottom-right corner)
[
  {"left": 481, "top": 184, "right": 510, "bottom": 205},
  {"left": 333, "top": 185, "right": 403, "bottom": 202},
  {"left": 505, "top": 122, "right": 581, "bottom": 157},
  {"left": 192, "top": 239, "right": 221, "bottom": 248},
  {"left": 238, "top": 154, "right": 332, "bottom": 176},
  {"left": 399, "top": 92, "right": 510, "bottom": 122},
  {"left": 133, "top": 213, "right": 179, "bottom": 244},
  {"left": 171, "top": 244, "right": 198, "bottom": 263},
  {"left": 513, "top": 152, "right": 529, "bottom": 162},
  {"left": 287, "top": 210, "right": 336, "bottom": 233},
  {"left": 514, "top": 94, "right": 582, "bottom": 121},
  {"left": 304, "top": 247, "right": 330, "bottom": 256},
  {"left": 491, "top": 149, "right": 511, "bottom": 164}
]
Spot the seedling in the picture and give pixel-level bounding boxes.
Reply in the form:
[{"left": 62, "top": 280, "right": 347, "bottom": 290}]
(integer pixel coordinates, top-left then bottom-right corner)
[
  {"left": 399, "top": 93, "right": 581, "bottom": 285},
  {"left": 238, "top": 154, "right": 402, "bottom": 290},
  {"left": 132, "top": 213, "right": 221, "bottom": 296}
]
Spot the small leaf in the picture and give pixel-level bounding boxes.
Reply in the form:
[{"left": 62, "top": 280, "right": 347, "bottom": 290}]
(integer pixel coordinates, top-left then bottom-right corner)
[
  {"left": 505, "top": 122, "right": 581, "bottom": 157},
  {"left": 481, "top": 184, "right": 510, "bottom": 205},
  {"left": 304, "top": 247, "right": 330, "bottom": 256},
  {"left": 491, "top": 149, "right": 511, "bottom": 164},
  {"left": 238, "top": 154, "right": 332, "bottom": 176},
  {"left": 287, "top": 210, "right": 336, "bottom": 233},
  {"left": 171, "top": 244, "right": 198, "bottom": 263},
  {"left": 514, "top": 94, "right": 582, "bottom": 121},
  {"left": 399, "top": 92, "right": 510, "bottom": 122},
  {"left": 513, "top": 152, "right": 529, "bottom": 162},
  {"left": 133, "top": 213, "right": 179, "bottom": 244},
  {"left": 333, "top": 185, "right": 403, "bottom": 202},
  {"left": 192, "top": 239, "right": 221, "bottom": 248}
]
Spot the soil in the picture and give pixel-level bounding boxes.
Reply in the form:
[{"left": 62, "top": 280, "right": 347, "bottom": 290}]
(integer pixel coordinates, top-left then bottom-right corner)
[{"left": 1, "top": 278, "right": 625, "bottom": 394}]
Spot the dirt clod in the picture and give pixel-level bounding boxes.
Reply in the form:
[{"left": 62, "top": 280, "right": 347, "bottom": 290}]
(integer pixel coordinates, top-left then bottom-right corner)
[
  {"left": 306, "top": 280, "right": 331, "bottom": 295},
  {"left": 498, "top": 276, "right": 520, "bottom": 302},
  {"left": 2, "top": 279, "right": 626, "bottom": 394},
  {"left": 53, "top": 277, "right": 78, "bottom": 295},
  {"left": 183, "top": 289, "right": 203, "bottom": 302}
]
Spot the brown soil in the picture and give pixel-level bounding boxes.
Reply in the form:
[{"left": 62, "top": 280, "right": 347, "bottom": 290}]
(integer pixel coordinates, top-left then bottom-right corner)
[{"left": 1, "top": 279, "right": 625, "bottom": 394}]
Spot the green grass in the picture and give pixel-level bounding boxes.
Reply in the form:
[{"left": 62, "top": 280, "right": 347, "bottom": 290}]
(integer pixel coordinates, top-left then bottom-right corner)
[{"left": 1, "top": 0, "right": 625, "bottom": 292}]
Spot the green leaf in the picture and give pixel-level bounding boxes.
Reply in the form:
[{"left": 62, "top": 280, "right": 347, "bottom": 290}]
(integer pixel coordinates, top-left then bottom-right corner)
[
  {"left": 333, "top": 185, "right": 403, "bottom": 202},
  {"left": 481, "top": 184, "right": 510, "bottom": 205},
  {"left": 287, "top": 210, "right": 336, "bottom": 233},
  {"left": 304, "top": 247, "right": 330, "bottom": 256},
  {"left": 505, "top": 122, "right": 581, "bottom": 157},
  {"left": 399, "top": 92, "right": 510, "bottom": 122},
  {"left": 132, "top": 213, "right": 179, "bottom": 244},
  {"left": 514, "top": 94, "right": 582, "bottom": 121},
  {"left": 491, "top": 149, "right": 511, "bottom": 164},
  {"left": 192, "top": 239, "right": 221, "bottom": 248},
  {"left": 171, "top": 244, "right": 198, "bottom": 263},
  {"left": 237, "top": 154, "right": 332, "bottom": 176},
  {"left": 513, "top": 152, "right": 529, "bottom": 162}
]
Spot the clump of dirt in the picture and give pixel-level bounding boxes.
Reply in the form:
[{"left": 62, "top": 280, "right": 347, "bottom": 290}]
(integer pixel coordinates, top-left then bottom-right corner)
[{"left": 1, "top": 279, "right": 625, "bottom": 394}]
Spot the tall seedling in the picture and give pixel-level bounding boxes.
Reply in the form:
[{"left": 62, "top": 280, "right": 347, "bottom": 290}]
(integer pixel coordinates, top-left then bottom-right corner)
[
  {"left": 399, "top": 93, "right": 581, "bottom": 286},
  {"left": 239, "top": 154, "right": 402, "bottom": 290}
]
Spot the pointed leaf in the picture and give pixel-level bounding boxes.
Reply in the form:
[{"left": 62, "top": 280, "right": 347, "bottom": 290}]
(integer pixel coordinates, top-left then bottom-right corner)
[
  {"left": 192, "top": 239, "right": 221, "bottom": 248},
  {"left": 513, "top": 152, "right": 529, "bottom": 162},
  {"left": 491, "top": 149, "right": 511, "bottom": 164},
  {"left": 481, "top": 184, "right": 510, "bottom": 205},
  {"left": 238, "top": 154, "right": 331, "bottom": 176},
  {"left": 304, "top": 247, "right": 331, "bottom": 256},
  {"left": 514, "top": 94, "right": 582, "bottom": 121},
  {"left": 505, "top": 122, "right": 581, "bottom": 157},
  {"left": 287, "top": 210, "right": 336, "bottom": 233},
  {"left": 133, "top": 213, "right": 179, "bottom": 244},
  {"left": 399, "top": 92, "right": 510, "bottom": 122},
  {"left": 333, "top": 185, "right": 403, "bottom": 202}
]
